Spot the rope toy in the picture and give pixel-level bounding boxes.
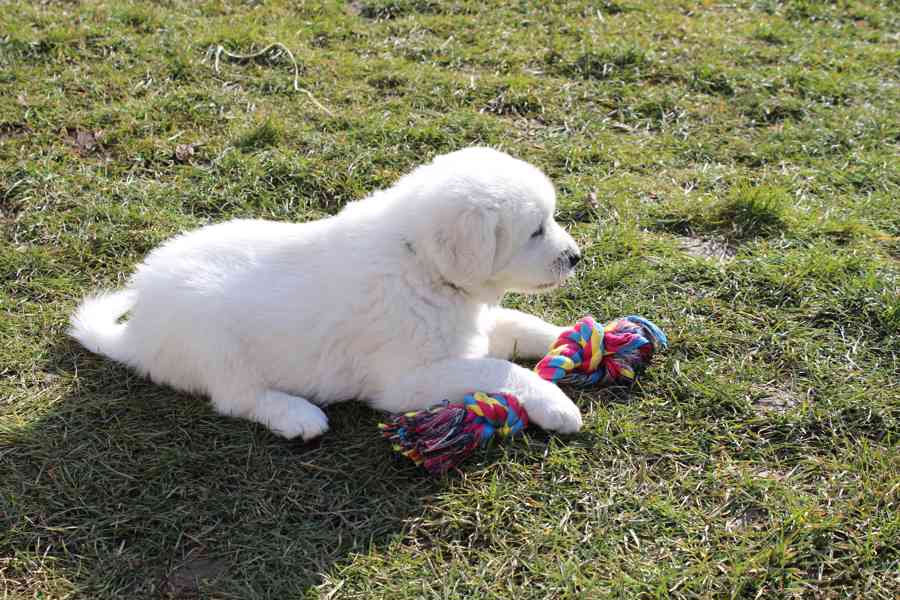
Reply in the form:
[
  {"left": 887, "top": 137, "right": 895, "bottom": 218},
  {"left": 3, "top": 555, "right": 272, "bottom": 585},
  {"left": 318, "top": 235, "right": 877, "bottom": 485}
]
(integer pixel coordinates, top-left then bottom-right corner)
[
  {"left": 380, "top": 315, "right": 667, "bottom": 474},
  {"left": 535, "top": 315, "right": 667, "bottom": 386},
  {"left": 378, "top": 392, "right": 528, "bottom": 476}
]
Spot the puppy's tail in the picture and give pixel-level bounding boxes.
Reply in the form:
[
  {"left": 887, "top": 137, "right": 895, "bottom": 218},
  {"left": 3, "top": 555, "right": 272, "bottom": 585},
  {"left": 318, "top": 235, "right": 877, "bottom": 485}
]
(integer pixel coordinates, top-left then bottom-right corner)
[{"left": 69, "top": 289, "right": 137, "bottom": 365}]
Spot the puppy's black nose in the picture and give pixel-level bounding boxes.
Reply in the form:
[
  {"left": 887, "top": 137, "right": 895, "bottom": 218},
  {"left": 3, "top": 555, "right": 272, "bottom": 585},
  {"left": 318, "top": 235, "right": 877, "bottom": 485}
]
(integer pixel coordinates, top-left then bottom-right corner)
[{"left": 567, "top": 250, "right": 581, "bottom": 268}]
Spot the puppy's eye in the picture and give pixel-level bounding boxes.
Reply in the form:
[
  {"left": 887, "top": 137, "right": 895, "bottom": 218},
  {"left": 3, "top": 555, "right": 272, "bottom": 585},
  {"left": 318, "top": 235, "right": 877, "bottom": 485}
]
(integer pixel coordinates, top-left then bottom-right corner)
[{"left": 531, "top": 224, "right": 545, "bottom": 238}]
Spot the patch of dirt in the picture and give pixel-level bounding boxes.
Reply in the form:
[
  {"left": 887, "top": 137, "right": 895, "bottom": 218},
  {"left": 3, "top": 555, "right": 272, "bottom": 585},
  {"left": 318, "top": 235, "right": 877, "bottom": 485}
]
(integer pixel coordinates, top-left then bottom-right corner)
[
  {"left": 753, "top": 468, "right": 793, "bottom": 481},
  {"left": 752, "top": 385, "right": 801, "bottom": 414},
  {"left": 725, "top": 508, "right": 766, "bottom": 532},
  {"left": 162, "top": 556, "right": 227, "bottom": 599},
  {"left": 0, "top": 122, "right": 31, "bottom": 140},
  {"left": 352, "top": 0, "right": 441, "bottom": 20},
  {"left": 676, "top": 235, "right": 736, "bottom": 262},
  {"left": 61, "top": 127, "right": 118, "bottom": 160},
  {"left": 62, "top": 127, "right": 105, "bottom": 155}
]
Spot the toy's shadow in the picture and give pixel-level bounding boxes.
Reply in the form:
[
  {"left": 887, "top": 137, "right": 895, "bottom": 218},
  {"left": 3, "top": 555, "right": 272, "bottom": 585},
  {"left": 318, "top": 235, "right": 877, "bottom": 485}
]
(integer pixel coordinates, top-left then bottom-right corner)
[{"left": 3, "top": 339, "right": 440, "bottom": 598}]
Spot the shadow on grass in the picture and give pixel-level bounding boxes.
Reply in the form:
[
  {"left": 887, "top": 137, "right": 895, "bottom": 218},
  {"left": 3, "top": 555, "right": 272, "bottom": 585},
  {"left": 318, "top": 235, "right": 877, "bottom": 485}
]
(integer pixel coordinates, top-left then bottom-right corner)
[{"left": 1, "top": 339, "right": 441, "bottom": 599}]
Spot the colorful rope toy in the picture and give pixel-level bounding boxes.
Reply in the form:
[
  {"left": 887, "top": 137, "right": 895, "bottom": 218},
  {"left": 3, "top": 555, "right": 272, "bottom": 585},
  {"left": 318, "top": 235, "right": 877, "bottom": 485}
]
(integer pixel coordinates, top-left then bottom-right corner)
[
  {"left": 534, "top": 315, "right": 667, "bottom": 387},
  {"left": 380, "top": 315, "right": 667, "bottom": 474}
]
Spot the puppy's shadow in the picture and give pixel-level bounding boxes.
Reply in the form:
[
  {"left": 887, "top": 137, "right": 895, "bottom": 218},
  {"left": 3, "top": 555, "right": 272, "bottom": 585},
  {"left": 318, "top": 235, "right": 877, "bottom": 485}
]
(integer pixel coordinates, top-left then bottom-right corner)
[{"left": 3, "top": 339, "right": 441, "bottom": 598}]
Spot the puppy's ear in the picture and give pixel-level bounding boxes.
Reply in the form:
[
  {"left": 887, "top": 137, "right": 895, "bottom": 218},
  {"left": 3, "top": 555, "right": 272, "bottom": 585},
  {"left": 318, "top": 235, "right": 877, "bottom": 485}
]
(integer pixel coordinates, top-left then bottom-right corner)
[{"left": 430, "top": 206, "right": 498, "bottom": 289}]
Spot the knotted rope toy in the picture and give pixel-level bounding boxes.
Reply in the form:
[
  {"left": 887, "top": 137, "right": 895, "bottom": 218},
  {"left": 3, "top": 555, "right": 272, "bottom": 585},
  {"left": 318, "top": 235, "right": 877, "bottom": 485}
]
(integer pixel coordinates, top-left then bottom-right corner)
[{"left": 380, "top": 316, "right": 667, "bottom": 474}]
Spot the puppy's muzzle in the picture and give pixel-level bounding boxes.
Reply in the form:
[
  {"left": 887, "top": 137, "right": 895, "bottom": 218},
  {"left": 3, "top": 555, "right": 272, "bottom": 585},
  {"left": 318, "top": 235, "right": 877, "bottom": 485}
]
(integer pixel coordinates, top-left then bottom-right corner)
[{"left": 564, "top": 248, "right": 581, "bottom": 268}]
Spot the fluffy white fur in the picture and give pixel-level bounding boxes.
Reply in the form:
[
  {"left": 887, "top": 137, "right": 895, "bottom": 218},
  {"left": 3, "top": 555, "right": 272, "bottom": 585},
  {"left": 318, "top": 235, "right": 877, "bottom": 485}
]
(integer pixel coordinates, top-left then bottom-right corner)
[{"left": 70, "top": 148, "right": 584, "bottom": 440}]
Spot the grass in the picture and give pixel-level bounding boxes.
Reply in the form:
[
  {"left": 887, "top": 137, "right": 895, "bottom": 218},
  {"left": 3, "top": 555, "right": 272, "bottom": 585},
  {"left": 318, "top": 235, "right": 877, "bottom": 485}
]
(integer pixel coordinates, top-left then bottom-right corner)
[{"left": 1, "top": 0, "right": 898, "bottom": 598}]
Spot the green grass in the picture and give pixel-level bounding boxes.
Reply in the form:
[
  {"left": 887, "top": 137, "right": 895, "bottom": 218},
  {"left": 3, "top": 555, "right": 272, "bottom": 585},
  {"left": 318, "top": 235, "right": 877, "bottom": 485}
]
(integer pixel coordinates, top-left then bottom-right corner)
[{"left": 1, "top": 0, "right": 898, "bottom": 598}]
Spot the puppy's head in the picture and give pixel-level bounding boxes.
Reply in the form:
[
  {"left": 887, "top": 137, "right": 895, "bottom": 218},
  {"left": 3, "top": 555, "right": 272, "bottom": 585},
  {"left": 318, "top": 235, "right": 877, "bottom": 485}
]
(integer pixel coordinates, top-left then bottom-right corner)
[{"left": 409, "top": 147, "right": 580, "bottom": 298}]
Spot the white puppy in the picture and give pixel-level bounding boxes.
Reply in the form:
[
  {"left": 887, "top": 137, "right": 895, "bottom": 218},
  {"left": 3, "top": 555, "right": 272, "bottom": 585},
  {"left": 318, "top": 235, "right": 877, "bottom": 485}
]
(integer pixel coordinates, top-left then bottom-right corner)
[{"left": 70, "top": 148, "right": 583, "bottom": 440}]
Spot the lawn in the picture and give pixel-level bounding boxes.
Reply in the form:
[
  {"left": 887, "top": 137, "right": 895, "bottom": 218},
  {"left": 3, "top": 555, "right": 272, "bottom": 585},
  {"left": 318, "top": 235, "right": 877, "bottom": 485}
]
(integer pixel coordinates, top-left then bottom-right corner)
[{"left": 1, "top": 0, "right": 898, "bottom": 598}]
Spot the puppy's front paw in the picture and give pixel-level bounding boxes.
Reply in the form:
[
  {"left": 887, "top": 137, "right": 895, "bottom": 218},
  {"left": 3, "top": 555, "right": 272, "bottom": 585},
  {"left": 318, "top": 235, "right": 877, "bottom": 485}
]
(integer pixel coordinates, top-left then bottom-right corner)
[
  {"left": 523, "top": 384, "right": 582, "bottom": 434},
  {"left": 270, "top": 397, "right": 330, "bottom": 441}
]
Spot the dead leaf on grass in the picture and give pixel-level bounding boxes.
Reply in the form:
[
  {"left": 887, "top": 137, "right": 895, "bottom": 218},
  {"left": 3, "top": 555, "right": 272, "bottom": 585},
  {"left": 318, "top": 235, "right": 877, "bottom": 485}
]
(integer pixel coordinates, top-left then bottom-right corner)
[{"left": 174, "top": 143, "right": 196, "bottom": 163}]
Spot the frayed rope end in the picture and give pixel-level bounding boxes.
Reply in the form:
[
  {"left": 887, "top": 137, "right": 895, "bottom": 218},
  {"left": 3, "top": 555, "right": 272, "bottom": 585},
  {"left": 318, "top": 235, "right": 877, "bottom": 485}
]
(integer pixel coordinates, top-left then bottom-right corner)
[{"left": 379, "top": 392, "right": 528, "bottom": 475}]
